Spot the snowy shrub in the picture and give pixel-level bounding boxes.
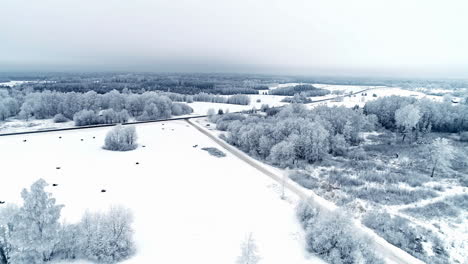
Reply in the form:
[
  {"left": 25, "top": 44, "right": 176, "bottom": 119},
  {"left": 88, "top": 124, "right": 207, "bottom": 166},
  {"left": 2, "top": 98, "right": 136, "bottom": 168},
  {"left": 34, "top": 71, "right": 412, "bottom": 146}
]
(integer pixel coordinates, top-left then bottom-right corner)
[
  {"left": 297, "top": 202, "right": 384, "bottom": 264},
  {"left": 402, "top": 194, "right": 467, "bottom": 219},
  {"left": 330, "top": 134, "right": 348, "bottom": 156},
  {"left": 171, "top": 103, "right": 193, "bottom": 116},
  {"left": 73, "top": 109, "right": 103, "bottom": 126},
  {"left": 104, "top": 125, "right": 138, "bottom": 151},
  {"left": 53, "top": 113, "right": 69, "bottom": 123},
  {"left": 327, "top": 170, "right": 364, "bottom": 188},
  {"left": 295, "top": 200, "right": 319, "bottom": 228},
  {"left": 363, "top": 211, "right": 448, "bottom": 263},
  {"left": 353, "top": 186, "right": 437, "bottom": 205},
  {"left": 347, "top": 147, "right": 367, "bottom": 161},
  {"left": 215, "top": 113, "right": 246, "bottom": 131},
  {"left": 260, "top": 104, "right": 269, "bottom": 112},
  {"left": 288, "top": 171, "right": 321, "bottom": 190}
]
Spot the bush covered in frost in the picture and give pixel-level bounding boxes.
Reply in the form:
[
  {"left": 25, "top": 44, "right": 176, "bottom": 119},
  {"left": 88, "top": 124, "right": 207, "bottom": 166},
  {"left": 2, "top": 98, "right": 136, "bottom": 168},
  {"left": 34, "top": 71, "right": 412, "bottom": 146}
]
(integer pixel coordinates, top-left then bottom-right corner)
[
  {"left": 53, "top": 113, "right": 69, "bottom": 123},
  {"left": 103, "top": 125, "right": 138, "bottom": 151},
  {"left": 296, "top": 201, "right": 384, "bottom": 264}
]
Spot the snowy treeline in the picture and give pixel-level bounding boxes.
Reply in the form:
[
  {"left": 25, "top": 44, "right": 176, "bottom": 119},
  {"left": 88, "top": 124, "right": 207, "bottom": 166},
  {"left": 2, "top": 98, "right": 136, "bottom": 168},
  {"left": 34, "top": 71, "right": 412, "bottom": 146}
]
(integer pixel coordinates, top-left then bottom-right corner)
[
  {"left": 364, "top": 95, "right": 468, "bottom": 135},
  {"left": 269, "top": 84, "right": 330, "bottom": 96},
  {"left": 0, "top": 89, "right": 194, "bottom": 124},
  {"left": 296, "top": 201, "right": 384, "bottom": 264},
  {"left": 0, "top": 88, "right": 254, "bottom": 125},
  {"left": 104, "top": 125, "right": 138, "bottom": 151},
  {"left": 0, "top": 179, "right": 135, "bottom": 264},
  {"left": 215, "top": 104, "right": 376, "bottom": 167},
  {"left": 74, "top": 109, "right": 130, "bottom": 126},
  {"left": 280, "top": 93, "right": 312, "bottom": 103},
  {"left": 163, "top": 92, "right": 250, "bottom": 105}
]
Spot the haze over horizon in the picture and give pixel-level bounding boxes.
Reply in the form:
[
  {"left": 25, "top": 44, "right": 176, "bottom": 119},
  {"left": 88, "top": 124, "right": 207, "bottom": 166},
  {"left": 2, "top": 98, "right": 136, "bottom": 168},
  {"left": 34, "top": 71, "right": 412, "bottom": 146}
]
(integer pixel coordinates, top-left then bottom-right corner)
[{"left": 1, "top": 0, "right": 467, "bottom": 78}]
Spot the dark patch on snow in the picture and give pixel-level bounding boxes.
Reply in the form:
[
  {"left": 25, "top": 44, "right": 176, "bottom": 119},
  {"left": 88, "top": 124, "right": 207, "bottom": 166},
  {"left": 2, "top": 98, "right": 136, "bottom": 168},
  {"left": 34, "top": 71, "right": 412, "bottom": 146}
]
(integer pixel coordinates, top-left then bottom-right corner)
[{"left": 201, "top": 147, "right": 226, "bottom": 158}]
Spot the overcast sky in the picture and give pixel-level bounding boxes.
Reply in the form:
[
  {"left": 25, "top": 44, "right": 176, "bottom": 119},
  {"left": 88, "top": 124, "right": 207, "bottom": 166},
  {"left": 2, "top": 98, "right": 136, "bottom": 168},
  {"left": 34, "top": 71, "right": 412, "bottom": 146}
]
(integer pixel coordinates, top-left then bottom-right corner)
[{"left": 1, "top": 0, "right": 467, "bottom": 77}]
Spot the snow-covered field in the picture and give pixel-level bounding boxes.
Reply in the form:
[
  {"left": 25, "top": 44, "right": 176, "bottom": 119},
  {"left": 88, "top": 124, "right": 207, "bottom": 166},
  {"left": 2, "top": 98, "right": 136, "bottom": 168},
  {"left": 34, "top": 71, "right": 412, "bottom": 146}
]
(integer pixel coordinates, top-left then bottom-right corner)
[
  {"left": 0, "top": 121, "right": 323, "bottom": 264},
  {"left": 0, "top": 80, "right": 31, "bottom": 87},
  {"left": 310, "top": 86, "right": 446, "bottom": 109},
  {"left": 187, "top": 94, "right": 287, "bottom": 115},
  {"left": 0, "top": 119, "right": 75, "bottom": 133}
]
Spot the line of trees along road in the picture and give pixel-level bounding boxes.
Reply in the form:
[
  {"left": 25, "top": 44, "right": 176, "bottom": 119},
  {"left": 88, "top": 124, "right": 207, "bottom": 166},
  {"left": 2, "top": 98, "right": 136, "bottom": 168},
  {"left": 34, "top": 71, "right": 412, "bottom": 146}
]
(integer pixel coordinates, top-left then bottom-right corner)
[{"left": 0, "top": 88, "right": 250, "bottom": 126}]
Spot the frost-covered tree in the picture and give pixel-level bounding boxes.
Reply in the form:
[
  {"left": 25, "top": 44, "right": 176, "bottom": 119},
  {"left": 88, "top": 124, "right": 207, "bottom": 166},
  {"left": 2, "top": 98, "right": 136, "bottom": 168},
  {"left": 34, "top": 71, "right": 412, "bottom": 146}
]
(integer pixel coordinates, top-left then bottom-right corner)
[
  {"left": 227, "top": 94, "right": 251, "bottom": 105},
  {"left": 395, "top": 104, "right": 421, "bottom": 142},
  {"left": 104, "top": 125, "right": 138, "bottom": 151},
  {"left": 330, "top": 133, "right": 347, "bottom": 156},
  {"left": 269, "top": 140, "right": 296, "bottom": 167},
  {"left": 73, "top": 110, "right": 102, "bottom": 126},
  {"left": 0, "top": 205, "right": 19, "bottom": 264},
  {"left": 237, "top": 233, "right": 260, "bottom": 264},
  {"left": 300, "top": 206, "right": 384, "bottom": 264},
  {"left": 170, "top": 103, "right": 193, "bottom": 116},
  {"left": 10, "top": 179, "right": 64, "bottom": 264},
  {"left": 428, "top": 138, "right": 455, "bottom": 177},
  {"left": 78, "top": 207, "right": 135, "bottom": 263}
]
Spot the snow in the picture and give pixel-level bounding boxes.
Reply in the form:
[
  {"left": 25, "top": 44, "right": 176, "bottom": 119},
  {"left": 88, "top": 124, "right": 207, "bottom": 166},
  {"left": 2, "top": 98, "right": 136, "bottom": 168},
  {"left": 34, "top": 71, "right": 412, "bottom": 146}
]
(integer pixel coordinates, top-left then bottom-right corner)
[
  {"left": 0, "top": 119, "right": 75, "bottom": 134},
  {"left": 0, "top": 80, "right": 30, "bottom": 87},
  {"left": 187, "top": 94, "right": 287, "bottom": 116},
  {"left": 0, "top": 120, "right": 323, "bottom": 264}
]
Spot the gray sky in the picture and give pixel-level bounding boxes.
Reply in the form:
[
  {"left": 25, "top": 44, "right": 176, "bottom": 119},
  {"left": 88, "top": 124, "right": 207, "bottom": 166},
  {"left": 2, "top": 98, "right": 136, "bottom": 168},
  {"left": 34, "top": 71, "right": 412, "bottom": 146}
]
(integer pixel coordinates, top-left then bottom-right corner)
[{"left": 1, "top": 0, "right": 467, "bottom": 77}]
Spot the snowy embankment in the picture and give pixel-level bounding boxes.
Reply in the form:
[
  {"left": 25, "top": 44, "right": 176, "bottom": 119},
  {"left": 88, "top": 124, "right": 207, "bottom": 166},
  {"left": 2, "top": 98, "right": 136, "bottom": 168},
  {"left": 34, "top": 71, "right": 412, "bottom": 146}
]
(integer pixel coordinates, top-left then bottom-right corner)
[{"left": 0, "top": 121, "right": 323, "bottom": 264}]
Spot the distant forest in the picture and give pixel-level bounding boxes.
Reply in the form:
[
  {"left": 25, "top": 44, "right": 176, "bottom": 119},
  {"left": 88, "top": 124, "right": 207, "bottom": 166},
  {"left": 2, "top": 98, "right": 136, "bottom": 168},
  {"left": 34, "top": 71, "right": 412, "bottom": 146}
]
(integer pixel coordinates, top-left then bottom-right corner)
[{"left": 1, "top": 72, "right": 467, "bottom": 95}]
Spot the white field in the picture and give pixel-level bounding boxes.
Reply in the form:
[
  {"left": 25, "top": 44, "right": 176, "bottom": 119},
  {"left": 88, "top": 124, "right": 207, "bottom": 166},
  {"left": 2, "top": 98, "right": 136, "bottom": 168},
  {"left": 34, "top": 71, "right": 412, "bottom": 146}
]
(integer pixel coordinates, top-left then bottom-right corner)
[
  {"left": 0, "top": 120, "right": 324, "bottom": 264},
  {"left": 310, "top": 86, "right": 446, "bottom": 109},
  {"left": 187, "top": 94, "right": 288, "bottom": 115},
  {"left": 0, "top": 80, "right": 31, "bottom": 87}
]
